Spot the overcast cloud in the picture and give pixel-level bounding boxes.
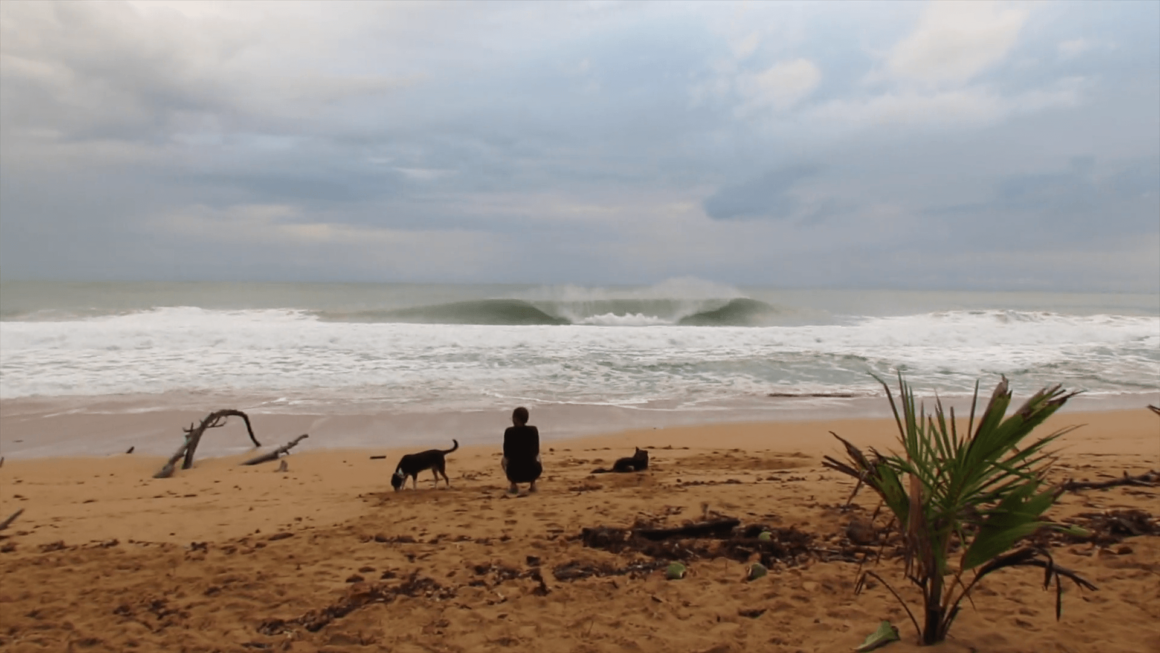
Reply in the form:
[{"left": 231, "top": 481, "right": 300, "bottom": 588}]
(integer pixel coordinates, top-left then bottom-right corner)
[{"left": 1, "top": 0, "right": 1157, "bottom": 291}]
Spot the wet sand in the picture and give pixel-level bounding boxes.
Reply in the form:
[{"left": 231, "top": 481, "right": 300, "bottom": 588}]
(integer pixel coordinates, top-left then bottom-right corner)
[{"left": 0, "top": 409, "right": 1157, "bottom": 652}]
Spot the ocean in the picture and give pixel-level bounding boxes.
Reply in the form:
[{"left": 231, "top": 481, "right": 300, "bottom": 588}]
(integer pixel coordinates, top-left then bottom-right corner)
[{"left": 1, "top": 279, "right": 1157, "bottom": 456}]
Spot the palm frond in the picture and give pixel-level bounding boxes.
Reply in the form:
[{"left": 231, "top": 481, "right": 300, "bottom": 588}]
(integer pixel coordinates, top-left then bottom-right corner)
[{"left": 829, "top": 374, "right": 1092, "bottom": 645}]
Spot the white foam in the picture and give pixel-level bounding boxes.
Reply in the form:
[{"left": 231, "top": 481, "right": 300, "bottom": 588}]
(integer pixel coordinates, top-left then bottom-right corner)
[
  {"left": 1, "top": 307, "right": 1157, "bottom": 412},
  {"left": 575, "top": 313, "right": 675, "bottom": 327}
]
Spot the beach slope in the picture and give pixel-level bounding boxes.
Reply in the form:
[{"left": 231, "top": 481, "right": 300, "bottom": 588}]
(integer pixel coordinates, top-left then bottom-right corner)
[{"left": 1, "top": 410, "right": 1157, "bottom": 652}]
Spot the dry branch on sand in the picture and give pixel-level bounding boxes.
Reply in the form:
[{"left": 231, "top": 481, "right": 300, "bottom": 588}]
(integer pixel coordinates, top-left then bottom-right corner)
[
  {"left": 241, "top": 434, "right": 309, "bottom": 466},
  {"left": 633, "top": 518, "right": 740, "bottom": 540},
  {"left": 0, "top": 509, "right": 24, "bottom": 531},
  {"left": 258, "top": 571, "right": 456, "bottom": 634},
  {"left": 578, "top": 519, "right": 823, "bottom": 566},
  {"left": 154, "top": 410, "right": 260, "bottom": 479},
  {"left": 1056, "top": 470, "right": 1159, "bottom": 494},
  {"left": 1052, "top": 407, "right": 1160, "bottom": 493}
]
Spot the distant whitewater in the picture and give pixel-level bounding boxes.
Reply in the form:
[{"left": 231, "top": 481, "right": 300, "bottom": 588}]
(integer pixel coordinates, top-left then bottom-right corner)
[{"left": 1, "top": 279, "right": 1157, "bottom": 417}]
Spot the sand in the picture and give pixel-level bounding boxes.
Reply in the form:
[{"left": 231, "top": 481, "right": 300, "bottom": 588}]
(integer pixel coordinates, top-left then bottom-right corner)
[{"left": 0, "top": 408, "right": 1157, "bottom": 652}]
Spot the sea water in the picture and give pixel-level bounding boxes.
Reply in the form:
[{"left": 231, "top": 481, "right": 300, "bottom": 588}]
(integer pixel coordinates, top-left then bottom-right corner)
[{"left": 1, "top": 279, "right": 1157, "bottom": 454}]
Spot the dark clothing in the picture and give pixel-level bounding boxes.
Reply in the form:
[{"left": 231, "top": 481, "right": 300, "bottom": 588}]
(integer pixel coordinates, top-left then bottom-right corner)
[
  {"left": 503, "top": 424, "right": 542, "bottom": 484},
  {"left": 503, "top": 425, "right": 540, "bottom": 460}
]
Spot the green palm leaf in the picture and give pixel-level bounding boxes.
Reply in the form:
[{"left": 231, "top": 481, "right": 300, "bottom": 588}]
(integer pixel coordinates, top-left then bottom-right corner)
[{"left": 822, "top": 374, "right": 1093, "bottom": 646}]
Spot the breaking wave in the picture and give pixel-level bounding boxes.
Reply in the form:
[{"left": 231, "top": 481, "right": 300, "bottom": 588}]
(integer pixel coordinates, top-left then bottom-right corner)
[
  {"left": 313, "top": 296, "right": 788, "bottom": 327},
  {"left": 319, "top": 300, "right": 569, "bottom": 326}
]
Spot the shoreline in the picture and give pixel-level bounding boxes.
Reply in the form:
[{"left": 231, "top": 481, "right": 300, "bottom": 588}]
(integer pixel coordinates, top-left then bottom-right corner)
[
  {"left": 1, "top": 408, "right": 1156, "bottom": 546},
  {"left": 2, "top": 389, "right": 1156, "bottom": 460}
]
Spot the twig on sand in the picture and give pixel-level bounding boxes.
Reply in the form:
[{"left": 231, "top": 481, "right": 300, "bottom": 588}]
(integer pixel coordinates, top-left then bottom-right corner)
[
  {"left": 154, "top": 409, "right": 261, "bottom": 479},
  {"left": 633, "top": 519, "right": 741, "bottom": 541},
  {"left": 0, "top": 508, "right": 24, "bottom": 531},
  {"left": 1056, "top": 470, "right": 1159, "bottom": 495},
  {"left": 241, "top": 434, "right": 309, "bottom": 466}
]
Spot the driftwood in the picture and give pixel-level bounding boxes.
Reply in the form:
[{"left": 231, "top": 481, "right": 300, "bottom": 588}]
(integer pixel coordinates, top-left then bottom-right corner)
[
  {"left": 580, "top": 519, "right": 818, "bottom": 568},
  {"left": 1056, "top": 470, "right": 1159, "bottom": 495},
  {"left": 1149, "top": 404, "right": 1159, "bottom": 416},
  {"left": 0, "top": 508, "right": 24, "bottom": 531},
  {"left": 241, "top": 434, "right": 309, "bottom": 466},
  {"left": 1077, "top": 509, "right": 1158, "bottom": 541},
  {"left": 633, "top": 518, "right": 741, "bottom": 541},
  {"left": 258, "top": 571, "right": 456, "bottom": 635},
  {"left": 154, "top": 410, "right": 261, "bottom": 479}
]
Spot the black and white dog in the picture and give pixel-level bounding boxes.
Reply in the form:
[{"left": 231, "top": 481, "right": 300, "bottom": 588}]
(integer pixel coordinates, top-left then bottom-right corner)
[{"left": 390, "top": 440, "right": 459, "bottom": 491}]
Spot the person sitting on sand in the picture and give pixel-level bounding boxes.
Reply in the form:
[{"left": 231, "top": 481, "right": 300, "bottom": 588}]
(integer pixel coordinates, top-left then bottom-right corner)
[{"left": 502, "top": 406, "right": 542, "bottom": 495}]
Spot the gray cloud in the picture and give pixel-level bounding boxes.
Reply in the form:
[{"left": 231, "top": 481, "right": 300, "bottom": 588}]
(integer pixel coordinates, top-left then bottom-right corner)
[
  {"left": 1, "top": 1, "right": 1157, "bottom": 291},
  {"left": 702, "top": 166, "right": 822, "bottom": 221},
  {"left": 929, "top": 156, "right": 1160, "bottom": 250}
]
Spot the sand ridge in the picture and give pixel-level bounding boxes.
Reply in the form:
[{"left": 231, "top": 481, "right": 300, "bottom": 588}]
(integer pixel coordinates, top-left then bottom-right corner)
[{"left": 0, "top": 410, "right": 1157, "bottom": 652}]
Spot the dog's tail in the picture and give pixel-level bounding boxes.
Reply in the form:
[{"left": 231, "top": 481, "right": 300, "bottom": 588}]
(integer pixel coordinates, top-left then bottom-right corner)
[
  {"left": 442, "top": 439, "right": 459, "bottom": 455},
  {"left": 590, "top": 467, "right": 611, "bottom": 474}
]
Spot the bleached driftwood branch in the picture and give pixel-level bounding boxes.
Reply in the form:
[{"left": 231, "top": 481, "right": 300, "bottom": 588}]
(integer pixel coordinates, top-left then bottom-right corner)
[
  {"left": 241, "top": 434, "right": 309, "bottom": 466},
  {"left": 154, "top": 409, "right": 260, "bottom": 479}
]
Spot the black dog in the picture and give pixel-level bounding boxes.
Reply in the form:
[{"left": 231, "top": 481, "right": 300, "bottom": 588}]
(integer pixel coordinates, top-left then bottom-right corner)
[
  {"left": 390, "top": 440, "right": 458, "bottom": 491},
  {"left": 591, "top": 447, "right": 649, "bottom": 474}
]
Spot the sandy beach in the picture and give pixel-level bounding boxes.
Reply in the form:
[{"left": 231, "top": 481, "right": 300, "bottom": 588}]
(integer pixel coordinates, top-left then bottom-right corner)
[
  {"left": 1, "top": 408, "right": 1157, "bottom": 652},
  {"left": 3, "top": 1, "right": 1159, "bottom": 651}
]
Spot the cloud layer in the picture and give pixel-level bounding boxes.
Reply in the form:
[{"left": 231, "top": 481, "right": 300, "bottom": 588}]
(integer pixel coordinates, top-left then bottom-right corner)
[{"left": 1, "top": 0, "right": 1157, "bottom": 291}]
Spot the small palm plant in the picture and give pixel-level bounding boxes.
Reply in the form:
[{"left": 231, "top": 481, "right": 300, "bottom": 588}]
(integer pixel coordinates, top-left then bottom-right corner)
[{"left": 823, "top": 374, "right": 1096, "bottom": 645}]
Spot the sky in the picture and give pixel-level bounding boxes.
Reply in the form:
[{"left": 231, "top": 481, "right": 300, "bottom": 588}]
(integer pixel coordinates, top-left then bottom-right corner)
[{"left": 1, "top": 1, "right": 1158, "bottom": 292}]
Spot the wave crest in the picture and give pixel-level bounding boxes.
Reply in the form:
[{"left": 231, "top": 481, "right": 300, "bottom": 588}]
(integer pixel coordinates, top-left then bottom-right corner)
[
  {"left": 678, "top": 298, "right": 781, "bottom": 326},
  {"left": 318, "top": 299, "right": 568, "bottom": 326},
  {"left": 315, "top": 296, "right": 787, "bottom": 327}
]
